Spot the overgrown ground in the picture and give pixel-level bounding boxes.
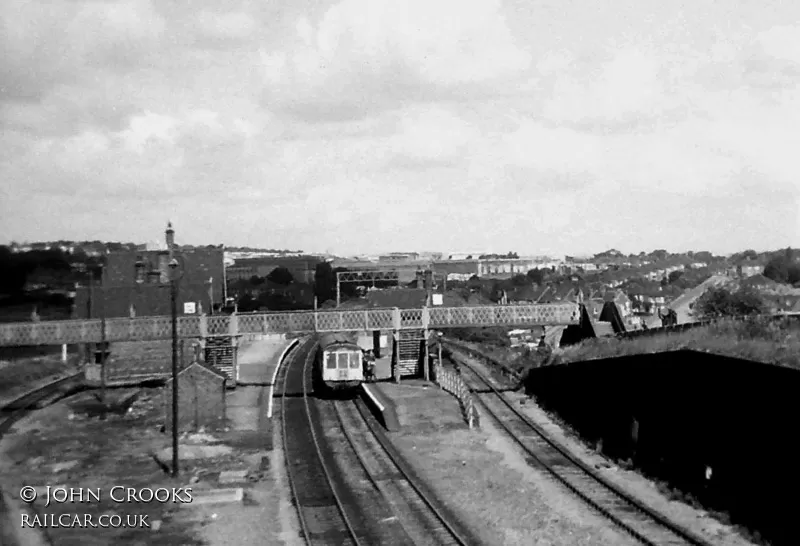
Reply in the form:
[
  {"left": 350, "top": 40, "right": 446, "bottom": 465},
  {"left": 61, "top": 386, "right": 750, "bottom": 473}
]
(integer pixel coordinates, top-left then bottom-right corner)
[
  {"left": 379, "top": 382, "right": 637, "bottom": 546},
  {"left": 0, "top": 385, "right": 278, "bottom": 546},
  {"left": 448, "top": 316, "right": 800, "bottom": 372},
  {"left": 1, "top": 388, "right": 202, "bottom": 545},
  {"left": 554, "top": 316, "right": 800, "bottom": 368}
]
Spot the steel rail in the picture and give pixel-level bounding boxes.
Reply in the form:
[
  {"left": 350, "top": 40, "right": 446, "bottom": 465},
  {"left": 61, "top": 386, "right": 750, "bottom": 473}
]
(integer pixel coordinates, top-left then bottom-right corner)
[
  {"left": 448, "top": 348, "right": 715, "bottom": 546},
  {"left": 280, "top": 339, "right": 362, "bottom": 546}
]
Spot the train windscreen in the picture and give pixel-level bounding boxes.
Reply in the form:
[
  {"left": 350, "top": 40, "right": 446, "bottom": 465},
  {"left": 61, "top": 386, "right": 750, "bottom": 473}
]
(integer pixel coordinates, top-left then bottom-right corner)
[
  {"left": 325, "top": 353, "right": 336, "bottom": 369},
  {"left": 349, "top": 353, "right": 360, "bottom": 369},
  {"left": 337, "top": 352, "right": 348, "bottom": 369}
]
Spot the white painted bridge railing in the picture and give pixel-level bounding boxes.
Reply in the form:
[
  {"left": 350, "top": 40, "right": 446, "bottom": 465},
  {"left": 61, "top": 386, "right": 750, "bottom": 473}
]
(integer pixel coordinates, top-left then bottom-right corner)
[
  {"left": 433, "top": 360, "right": 478, "bottom": 429},
  {"left": 0, "top": 303, "right": 579, "bottom": 347}
]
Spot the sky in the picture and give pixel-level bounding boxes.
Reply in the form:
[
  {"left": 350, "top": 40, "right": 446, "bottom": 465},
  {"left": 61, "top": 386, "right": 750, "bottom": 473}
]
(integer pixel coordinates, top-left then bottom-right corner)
[{"left": 1, "top": 0, "right": 799, "bottom": 257}]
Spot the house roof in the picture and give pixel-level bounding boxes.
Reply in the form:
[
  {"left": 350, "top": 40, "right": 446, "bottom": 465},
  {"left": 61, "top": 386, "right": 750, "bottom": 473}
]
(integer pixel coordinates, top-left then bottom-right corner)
[
  {"left": 365, "top": 288, "right": 428, "bottom": 309},
  {"left": 168, "top": 361, "right": 228, "bottom": 381}
]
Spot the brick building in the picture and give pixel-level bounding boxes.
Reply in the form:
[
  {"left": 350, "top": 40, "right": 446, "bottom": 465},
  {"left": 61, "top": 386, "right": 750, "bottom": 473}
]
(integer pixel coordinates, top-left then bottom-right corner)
[
  {"left": 74, "top": 224, "right": 225, "bottom": 318},
  {"left": 164, "top": 361, "right": 227, "bottom": 432},
  {"left": 225, "top": 256, "right": 322, "bottom": 284}
]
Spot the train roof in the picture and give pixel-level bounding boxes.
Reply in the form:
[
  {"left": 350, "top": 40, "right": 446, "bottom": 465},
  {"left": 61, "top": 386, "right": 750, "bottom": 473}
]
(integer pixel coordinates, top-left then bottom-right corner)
[{"left": 318, "top": 332, "right": 360, "bottom": 349}]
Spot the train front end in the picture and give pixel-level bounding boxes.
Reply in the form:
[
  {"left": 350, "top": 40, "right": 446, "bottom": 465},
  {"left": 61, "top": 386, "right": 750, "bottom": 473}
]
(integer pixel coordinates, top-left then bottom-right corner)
[{"left": 316, "top": 333, "right": 364, "bottom": 395}]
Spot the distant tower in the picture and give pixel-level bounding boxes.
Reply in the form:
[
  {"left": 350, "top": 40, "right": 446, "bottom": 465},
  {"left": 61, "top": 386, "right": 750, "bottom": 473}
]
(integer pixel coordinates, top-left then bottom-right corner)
[{"left": 166, "top": 221, "right": 175, "bottom": 259}]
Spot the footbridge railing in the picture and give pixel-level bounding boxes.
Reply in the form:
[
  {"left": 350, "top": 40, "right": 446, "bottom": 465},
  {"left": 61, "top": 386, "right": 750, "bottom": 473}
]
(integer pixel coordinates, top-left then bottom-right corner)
[{"left": 0, "top": 303, "right": 579, "bottom": 347}]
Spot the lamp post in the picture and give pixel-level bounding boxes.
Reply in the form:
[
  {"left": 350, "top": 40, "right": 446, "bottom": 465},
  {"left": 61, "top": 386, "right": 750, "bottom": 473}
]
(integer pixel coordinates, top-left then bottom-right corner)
[
  {"left": 99, "top": 262, "right": 107, "bottom": 404},
  {"left": 169, "top": 257, "right": 180, "bottom": 477}
]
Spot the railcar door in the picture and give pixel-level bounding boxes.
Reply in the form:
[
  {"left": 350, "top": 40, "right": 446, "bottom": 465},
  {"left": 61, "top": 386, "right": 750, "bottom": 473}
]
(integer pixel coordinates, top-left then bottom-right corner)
[
  {"left": 349, "top": 351, "right": 361, "bottom": 380},
  {"left": 337, "top": 352, "right": 349, "bottom": 380},
  {"left": 324, "top": 350, "right": 336, "bottom": 381}
]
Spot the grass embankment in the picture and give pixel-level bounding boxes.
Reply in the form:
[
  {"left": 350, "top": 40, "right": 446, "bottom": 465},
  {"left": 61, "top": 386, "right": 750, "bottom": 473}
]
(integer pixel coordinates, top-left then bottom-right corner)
[
  {"left": 555, "top": 316, "right": 800, "bottom": 368},
  {"left": 448, "top": 317, "right": 800, "bottom": 371}
]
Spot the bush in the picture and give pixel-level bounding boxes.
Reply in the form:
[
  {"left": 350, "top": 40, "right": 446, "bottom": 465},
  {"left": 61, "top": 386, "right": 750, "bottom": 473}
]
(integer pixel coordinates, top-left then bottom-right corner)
[{"left": 695, "top": 286, "right": 765, "bottom": 319}]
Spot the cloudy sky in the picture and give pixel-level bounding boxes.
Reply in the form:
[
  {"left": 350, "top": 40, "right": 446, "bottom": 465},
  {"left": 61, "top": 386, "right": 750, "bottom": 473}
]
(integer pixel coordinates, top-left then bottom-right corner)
[{"left": 2, "top": 0, "right": 799, "bottom": 256}]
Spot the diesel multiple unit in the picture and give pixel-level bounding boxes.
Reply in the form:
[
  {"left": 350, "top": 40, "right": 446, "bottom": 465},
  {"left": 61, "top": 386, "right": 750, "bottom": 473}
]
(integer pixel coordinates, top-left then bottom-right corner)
[{"left": 314, "top": 332, "right": 364, "bottom": 393}]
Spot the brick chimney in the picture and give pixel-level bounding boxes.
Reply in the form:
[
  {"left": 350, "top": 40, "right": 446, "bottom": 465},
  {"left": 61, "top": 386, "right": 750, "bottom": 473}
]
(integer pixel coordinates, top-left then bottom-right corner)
[{"left": 166, "top": 221, "right": 175, "bottom": 259}]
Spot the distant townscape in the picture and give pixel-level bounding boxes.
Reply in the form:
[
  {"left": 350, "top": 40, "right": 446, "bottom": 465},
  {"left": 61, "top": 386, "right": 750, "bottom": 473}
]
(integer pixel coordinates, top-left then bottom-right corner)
[{"left": 2, "top": 235, "right": 799, "bottom": 336}]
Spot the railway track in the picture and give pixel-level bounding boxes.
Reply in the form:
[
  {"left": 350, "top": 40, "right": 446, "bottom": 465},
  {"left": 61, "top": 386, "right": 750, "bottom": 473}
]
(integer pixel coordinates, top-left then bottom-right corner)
[
  {"left": 332, "top": 398, "right": 473, "bottom": 546},
  {"left": 278, "top": 338, "right": 477, "bottom": 545},
  {"left": 446, "top": 347, "right": 715, "bottom": 546},
  {"left": 0, "top": 374, "right": 86, "bottom": 436},
  {"left": 279, "top": 339, "right": 366, "bottom": 545}
]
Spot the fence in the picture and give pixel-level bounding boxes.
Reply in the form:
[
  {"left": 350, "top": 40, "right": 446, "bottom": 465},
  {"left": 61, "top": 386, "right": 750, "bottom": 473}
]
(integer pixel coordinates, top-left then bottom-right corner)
[{"left": 433, "top": 358, "right": 478, "bottom": 429}]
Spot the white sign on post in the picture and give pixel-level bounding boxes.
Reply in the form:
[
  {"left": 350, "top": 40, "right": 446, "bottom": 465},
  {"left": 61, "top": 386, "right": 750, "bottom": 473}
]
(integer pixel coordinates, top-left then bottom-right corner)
[
  {"left": 432, "top": 294, "right": 443, "bottom": 306},
  {"left": 183, "top": 302, "right": 196, "bottom": 314}
]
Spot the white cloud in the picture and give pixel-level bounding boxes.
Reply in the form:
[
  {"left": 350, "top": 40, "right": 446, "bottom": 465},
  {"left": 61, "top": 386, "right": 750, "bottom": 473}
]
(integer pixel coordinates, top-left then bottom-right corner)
[
  {"left": 193, "top": 10, "right": 256, "bottom": 41},
  {"left": 3, "top": 2, "right": 800, "bottom": 255},
  {"left": 118, "top": 111, "right": 178, "bottom": 154},
  {"left": 540, "top": 48, "right": 673, "bottom": 125},
  {"left": 388, "top": 107, "right": 480, "bottom": 162},
  {"left": 757, "top": 25, "right": 800, "bottom": 65},
  {"left": 0, "top": 0, "right": 165, "bottom": 100},
  {"left": 261, "top": 0, "right": 530, "bottom": 119}
]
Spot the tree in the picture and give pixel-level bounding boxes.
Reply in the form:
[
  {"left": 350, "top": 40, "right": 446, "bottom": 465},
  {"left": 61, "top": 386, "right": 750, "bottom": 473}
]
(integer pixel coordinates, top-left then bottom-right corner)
[
  {"left": 667, "top": 271, "right": 684, "bottom": 284},
  {"left": 739, "top": 249, "right": 759, "bottom": 261},
  {"left": 789, "top": 263, "right": 800, "bottom": 285},
  {"left": 693, "top": 251, "right": 713, "bottom": 263},
  {"left": 314, "top": 262, "right": 335, "bottom": 302},
  {"left": 695, "top": 286, "right": 764, "bottom": 318},
  {"left": 267, "top": 266, "right": 294, "bottom": 286},
  {"left": 526, "top": 268, "right": 545, "bottom": 284},
  {"left": 764, "top": 256, "right": 790, "bottom": 283},
  {"left": 511, "top": 274, "right": 529, "bottom": 287}
]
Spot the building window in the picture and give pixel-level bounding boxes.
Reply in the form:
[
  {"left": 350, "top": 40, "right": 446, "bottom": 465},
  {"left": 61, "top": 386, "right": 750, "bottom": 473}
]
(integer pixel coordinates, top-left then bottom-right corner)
[{"left": 135, "top": 258, "right": 145, "bottom": 283}]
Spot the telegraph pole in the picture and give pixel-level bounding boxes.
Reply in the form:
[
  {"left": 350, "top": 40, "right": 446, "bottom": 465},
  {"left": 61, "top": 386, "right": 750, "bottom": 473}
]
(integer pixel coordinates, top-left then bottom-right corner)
[
  {"left": 167, "top": 222, "right": 180, "bottom": 477},
  {"left": 99, "top": 262, "right": 107, "bottom": 403}
]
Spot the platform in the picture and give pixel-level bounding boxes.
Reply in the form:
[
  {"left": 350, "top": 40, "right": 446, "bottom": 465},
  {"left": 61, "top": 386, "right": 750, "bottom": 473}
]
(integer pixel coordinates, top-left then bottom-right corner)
[
  {"left": 236, "top": 336, "right": 294, "bottom": 385},
  {"left": 361, "top": 381, "right": 401, "bottom": 432},
  {"left": 367, "top": 380, "right": 466, "bottom": 433}
]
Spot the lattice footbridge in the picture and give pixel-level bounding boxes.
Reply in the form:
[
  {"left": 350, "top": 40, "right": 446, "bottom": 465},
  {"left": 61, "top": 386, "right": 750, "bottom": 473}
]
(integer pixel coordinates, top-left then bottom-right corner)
[{"left": 0, "top": 303, "right": 579, "bottom": 346}]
